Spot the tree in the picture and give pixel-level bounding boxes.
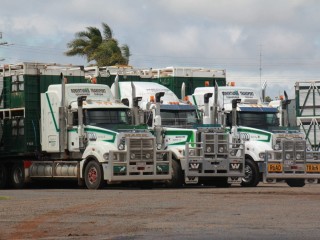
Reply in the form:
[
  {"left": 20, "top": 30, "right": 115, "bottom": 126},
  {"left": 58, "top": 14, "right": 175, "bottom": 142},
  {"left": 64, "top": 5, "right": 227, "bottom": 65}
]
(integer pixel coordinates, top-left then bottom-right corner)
[
  {"left": 265, "top": 96, "right": 272, "bottom": 102},
  {"left": 65, "top": 23, "right": 130, "bottom": 66}
]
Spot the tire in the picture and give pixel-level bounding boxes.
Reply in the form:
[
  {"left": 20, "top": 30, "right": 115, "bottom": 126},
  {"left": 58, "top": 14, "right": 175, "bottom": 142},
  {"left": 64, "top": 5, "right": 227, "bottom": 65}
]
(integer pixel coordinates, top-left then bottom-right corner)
[
  {"left": 84, "top": 161, "right": 105, "bottom": 190},
  {"left": 286, "top": 179, "right": 305, "bottom": 187},
  {"left": 215, "top": 177, "right": 231, "bottom": 188},
  {"left": 166, "top": 160, "right": 184, "bottom": 188},
  {"left": 10, "top": 163, "right": 25, "bottom": 189},
  {"left": 0, "top": 163, "right": 8, "bottom": 189},
  {"left": 139, "top": 181, "right": 154, "bottom": 189},
  {"left": 241, "top": 158, "right": 260, "bottom": 187}
]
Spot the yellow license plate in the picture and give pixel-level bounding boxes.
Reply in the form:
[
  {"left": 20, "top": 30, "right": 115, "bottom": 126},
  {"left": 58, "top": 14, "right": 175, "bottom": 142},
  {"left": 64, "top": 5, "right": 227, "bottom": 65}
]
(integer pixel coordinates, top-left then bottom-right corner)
[
  {"left": 268, "top": 163, "right": 283, "bottom": 173},
  {"left": 306, "top": 164, "right": 320, "bottom": 173}
]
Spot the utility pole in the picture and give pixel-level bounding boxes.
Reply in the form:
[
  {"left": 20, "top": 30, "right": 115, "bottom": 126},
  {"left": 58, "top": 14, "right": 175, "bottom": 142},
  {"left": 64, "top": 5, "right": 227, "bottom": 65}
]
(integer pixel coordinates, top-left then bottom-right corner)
[{"left": 259, "top": 44, "right": 267, "bottom": 102}]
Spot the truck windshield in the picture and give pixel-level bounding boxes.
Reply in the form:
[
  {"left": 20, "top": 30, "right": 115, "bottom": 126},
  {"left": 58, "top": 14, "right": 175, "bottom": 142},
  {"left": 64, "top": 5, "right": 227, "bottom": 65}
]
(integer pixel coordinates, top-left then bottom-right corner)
[
  {"left": 160, "top": 109, "right": 200, "bottom": 127},
  {"left": 84, "top": 108, "right": 130, "bottom": 129},
  {"left": 237, "top": 112, "right": 279, "bottom": 130}
]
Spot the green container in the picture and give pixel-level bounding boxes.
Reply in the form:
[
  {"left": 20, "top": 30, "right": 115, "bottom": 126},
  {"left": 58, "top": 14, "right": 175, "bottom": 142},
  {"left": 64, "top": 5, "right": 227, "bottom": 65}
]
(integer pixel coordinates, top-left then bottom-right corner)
[{"left": 0, "top": 66, "right": 87, "bottom": 158}]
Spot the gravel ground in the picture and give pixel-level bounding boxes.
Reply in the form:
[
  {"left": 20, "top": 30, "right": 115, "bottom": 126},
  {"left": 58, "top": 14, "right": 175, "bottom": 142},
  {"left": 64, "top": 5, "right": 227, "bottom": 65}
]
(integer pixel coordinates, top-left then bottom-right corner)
[{"left": 0, "top": 182, "right": 320, "bottom": 240}]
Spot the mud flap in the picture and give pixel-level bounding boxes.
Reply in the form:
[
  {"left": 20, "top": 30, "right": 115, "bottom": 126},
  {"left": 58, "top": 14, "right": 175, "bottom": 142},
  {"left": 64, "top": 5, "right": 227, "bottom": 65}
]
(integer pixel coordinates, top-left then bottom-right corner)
[
  {"left": 185, "top": 176, "right": 198, "bottom": 184},
  {"left": 228, "top": 176, "right": 242, "bottom": 184}
]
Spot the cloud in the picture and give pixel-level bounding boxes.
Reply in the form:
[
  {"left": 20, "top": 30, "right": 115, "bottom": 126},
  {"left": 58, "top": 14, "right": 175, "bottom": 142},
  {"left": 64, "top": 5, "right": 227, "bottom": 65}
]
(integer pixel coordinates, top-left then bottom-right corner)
[{"left": 1, "top": 0, "right": 320, "bottom": 99}]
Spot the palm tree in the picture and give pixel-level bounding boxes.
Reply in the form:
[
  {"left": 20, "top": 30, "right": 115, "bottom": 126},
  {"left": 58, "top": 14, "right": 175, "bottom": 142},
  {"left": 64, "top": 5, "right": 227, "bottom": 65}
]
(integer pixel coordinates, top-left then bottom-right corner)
[{"left": 65, "top": 23, "right": 130, "bottom": 66}]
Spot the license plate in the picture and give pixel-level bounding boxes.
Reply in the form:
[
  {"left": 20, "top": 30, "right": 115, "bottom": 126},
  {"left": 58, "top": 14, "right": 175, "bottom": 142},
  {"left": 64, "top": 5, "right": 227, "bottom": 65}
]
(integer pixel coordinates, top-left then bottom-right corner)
[
  {"left": 268, "top": 163, "right": 283, "bottom": 173},
  {"left": 306, "top": 164, "right": 320, "bottom": 173}
]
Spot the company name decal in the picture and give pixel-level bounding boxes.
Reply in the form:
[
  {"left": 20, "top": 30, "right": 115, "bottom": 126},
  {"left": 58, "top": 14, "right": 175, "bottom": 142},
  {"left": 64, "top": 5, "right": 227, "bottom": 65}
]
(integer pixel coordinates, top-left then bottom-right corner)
[
  {"left": 222, "top": 90, "right": 254, "bottom": 98},
  {"left": 124, "top": 133, "right": 150, "bottom": 138},
  {"left": 70, "top": 88, "right": 106, "bottom": 96}
]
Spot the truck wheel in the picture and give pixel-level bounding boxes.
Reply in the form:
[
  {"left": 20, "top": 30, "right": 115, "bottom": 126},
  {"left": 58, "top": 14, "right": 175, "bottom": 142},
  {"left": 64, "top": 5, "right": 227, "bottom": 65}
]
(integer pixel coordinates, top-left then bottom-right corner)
[
  {"left": 0, "top": 163, "right": 8, "bottom": 189},
  {"left": 286, "top": 179, "right": 305, "bottom": 187},
  {"left": 166, "top": 160, "right": 183, "bottom": 188},
  {"left": 84, "top": 161, "right": 105, "bottom": 190},
  {"left": 11, "top": 163, "right": 25, "bottom": 189},
  {"left": 215, "top": 177, "right": 231, "bottom": 188},
  {"left": 241, "top": 158, "right": 259, "bottom": 187}
]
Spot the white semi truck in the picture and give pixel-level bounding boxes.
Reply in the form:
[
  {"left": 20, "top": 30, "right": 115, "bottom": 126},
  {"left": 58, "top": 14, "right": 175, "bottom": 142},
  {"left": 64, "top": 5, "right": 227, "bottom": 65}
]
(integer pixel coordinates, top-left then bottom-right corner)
[
  {"left": 111, "top": 81, "right": 245, "bottom": 187},
  {"left": 0, "top": 63, "right": 172, "bottom": 189},
  {"left": 189, "top": 85, "right": 320, "bottom": 187}
]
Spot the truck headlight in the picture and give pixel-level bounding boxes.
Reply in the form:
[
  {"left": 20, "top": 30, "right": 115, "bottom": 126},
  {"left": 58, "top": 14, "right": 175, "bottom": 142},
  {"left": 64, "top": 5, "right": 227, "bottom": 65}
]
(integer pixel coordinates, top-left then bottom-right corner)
[
  {"left": 118, "top": 143, "right": 125, "bottom": 150},
  {"left": 189, "top": 149, "right": 195, "bottom": 156},
  {"left": 145, "top": 153, "right": 151, "bottom": 159},
  {"left": 218, "top": 146, "right": 225, "bottom": 153},
  {"left": 103, "top": 153, "right": 109, "bottom": 160},
  {"left": 296, "top": 153, "right": 301, "bottom": 160},
  {"left": 274, "top": 143, "right": 281, "bottom": 150},
  {"left": 230, "top": 150, "right": 236, "bottom": 156},
  {"left": 206, "top": 146, "right": 212, "bottom": 153},
  {"left": 285, "top": 153, "right": 291, "bottom": 160},
  {"left": 259, "top": 152, "right": 272, "bottom": 160},
  {"left": 130, "top": 153, "right": 136, "bottom": 159}
]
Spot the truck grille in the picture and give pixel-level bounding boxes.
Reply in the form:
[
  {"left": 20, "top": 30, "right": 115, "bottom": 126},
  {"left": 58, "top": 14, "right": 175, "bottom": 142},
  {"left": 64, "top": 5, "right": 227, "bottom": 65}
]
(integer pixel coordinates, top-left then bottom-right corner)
[
  {"left": 128, "top": 138, "right": 155, "bottom": 161},
  {"left": 203, "top": 132, "right": 228, "bottom": 157}
]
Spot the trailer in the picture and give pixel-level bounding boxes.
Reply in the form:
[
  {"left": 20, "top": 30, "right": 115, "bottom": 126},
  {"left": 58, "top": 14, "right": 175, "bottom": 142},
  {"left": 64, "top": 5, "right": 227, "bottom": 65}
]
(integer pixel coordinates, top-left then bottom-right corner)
[
  {"left": 295, "top": 81, "right": 320, "bottom": 151},
  {"left": 85, "top": 66, "right": 226, "bottom": 99}
]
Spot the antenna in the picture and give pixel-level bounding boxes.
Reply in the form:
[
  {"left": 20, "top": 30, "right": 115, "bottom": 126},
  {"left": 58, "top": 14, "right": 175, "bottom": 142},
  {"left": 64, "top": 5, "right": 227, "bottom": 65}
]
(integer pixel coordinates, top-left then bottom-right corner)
[{"left": 259, "top": 44, "right": 262, "bottom": 89}]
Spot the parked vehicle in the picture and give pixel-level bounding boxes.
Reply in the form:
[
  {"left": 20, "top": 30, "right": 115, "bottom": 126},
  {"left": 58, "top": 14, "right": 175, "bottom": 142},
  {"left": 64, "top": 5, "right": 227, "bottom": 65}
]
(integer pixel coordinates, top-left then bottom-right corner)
[
  {"left": 111, "top": 81, "right": 245, "bottom": 187},
  {"left": 188, "top": 85, "right": 320, "bottom": 187},
  {"left": 0, "top": 63, "right": 172, "bottom": 189}
]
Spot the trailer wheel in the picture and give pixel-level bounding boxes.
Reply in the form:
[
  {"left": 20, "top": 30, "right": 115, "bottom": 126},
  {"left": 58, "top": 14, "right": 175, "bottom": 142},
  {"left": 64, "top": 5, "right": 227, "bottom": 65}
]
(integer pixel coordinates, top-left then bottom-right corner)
[
  {"left": 84, "top": 161, "right": 105, "bottom": 190},
  {"left": 0, "top": 163, "right": 8, "bottom": 189},
  {"left": 286, "top": 179, "right": 305, "bottom": 187},
  {"left": 166, "top": 160, "right": 183, "bottom": 188},
  {"left": 241, "top": 158, "right": 259, "bottom": 187},
  {"left": 11, "top": 163, "right": 25, "bottom": 189}
]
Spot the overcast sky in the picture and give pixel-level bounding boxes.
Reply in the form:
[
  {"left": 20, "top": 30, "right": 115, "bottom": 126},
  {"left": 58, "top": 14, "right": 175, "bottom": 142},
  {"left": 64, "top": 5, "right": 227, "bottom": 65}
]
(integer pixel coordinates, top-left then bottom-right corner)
[{"left": 1, "top": 0, "right": 320, "bottom": 99}]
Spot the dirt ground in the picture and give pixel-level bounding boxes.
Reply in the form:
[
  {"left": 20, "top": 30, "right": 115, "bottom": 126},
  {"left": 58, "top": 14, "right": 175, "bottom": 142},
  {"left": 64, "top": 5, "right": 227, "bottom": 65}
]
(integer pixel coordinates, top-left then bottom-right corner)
[{"left": 0, "top": 182, "right": 320, "bottom": 240}]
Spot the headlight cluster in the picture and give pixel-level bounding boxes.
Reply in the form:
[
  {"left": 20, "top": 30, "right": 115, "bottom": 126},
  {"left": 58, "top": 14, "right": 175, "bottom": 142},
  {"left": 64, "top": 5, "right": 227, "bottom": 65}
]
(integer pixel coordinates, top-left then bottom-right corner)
[
  {"left": 157, "top": 143, "right": 162, "bottom": 150},
  {"left": 218, "top": 146, "right": 225, "bottom": 153},
  {"left": 230, "top": 150, "right": 237, "bottom": 156},
  {"left": 206, "top": 146, "right": 212, "bottom": 153},
  {"left": 285, "top": 153, "right": 292, "bottom": 160},
  {"left": 103, "top": 153, "right": 109, "bottom": 160},
  {"left": 189, "top": 149, "right": 195, "bottom": 156},
  {"left": 118, "top": 138, "right": 125, "bottom": 150},
  {"left": 259, "top": 152, "right": 272, "bottom": 160},
  {"left": 274, "top": 143, "right": 281, "bottom": 150}
]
